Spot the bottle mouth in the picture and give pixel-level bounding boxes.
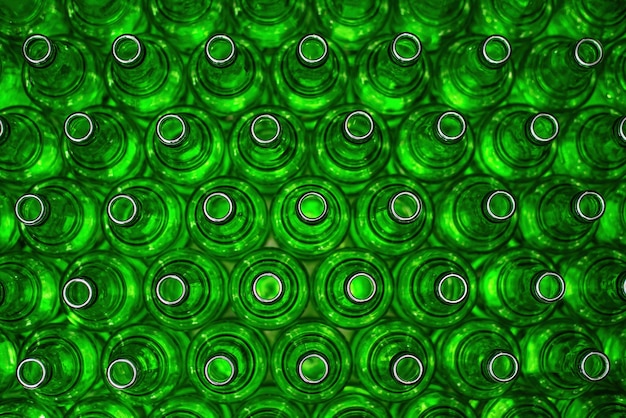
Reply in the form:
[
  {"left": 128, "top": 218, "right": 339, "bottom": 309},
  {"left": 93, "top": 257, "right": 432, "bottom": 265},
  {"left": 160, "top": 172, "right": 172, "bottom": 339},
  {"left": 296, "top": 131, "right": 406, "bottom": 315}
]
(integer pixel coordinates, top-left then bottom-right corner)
[
  {"left": 297, "top": 34, "right": 329, "bottom": 68},
  {"left": 107, "top": 358, "right": 138, "bottom": 390},
  {"left": 62, "top": 277, "right": 96, "bottom": 309},
  {"left": 485, "top": 351, "right": 519, "bottom": 383},
  {"left": 203, "top": 192, "right": 235, "bottom": 224},
  {"left": 388, "top": 191, "right": 422, "bottom": 224},
  {"left": 436, "top": 111, "right": 467, "bottom": 143},
  {"left": 391, "top": 353, "right": 424, "bottom": 385},
  {"left": 480, "top": 35, "right": 512, "bottom": 66},
  {"left": 533, "top": 272, "right": 566, "bottom": 303},
  {"left": 579, "top": 351, "right": 610, "bottom": 382},
  {"left": 528, "top": 113, "right": 559, "bottom": 143},
  {"left": 156, "top": 274, "right": 188, "bottom": 306},
  {"left": 615, "top": 117, "right": 626, "bottom": 145},
  {"left": 16, "top": 358, "right": 47, "bottom": 389},
  {"left": 296, "top": 191, "right": 328, "bottom": 224},
  {"left": 250, "top": 114, "right": 282, "bottom": 146},
  {"left": 343, "top": 110, "right": 375, "bottom": 144},
  {"left": 107, "top": 194, "right": 140, "bottom": 226},
  {"left": 574, "top": 38, "right": 603, "bottom": 68},
  {"left": 64, "top": 112, "right": 95, "bottom": 144},
  {"left": 252, "top": 272, "right": 284, "bottom": 304},
  {"left": 15, "top": 194, "right": 48, "bottom": 226},
  {"left": 572, "top": 191, "right": 605, "bottom": 222},
  {"left": 482, "top": 190, "right": 516, "bottom": 222},
  {"left": 156, "top": 114, "right": 188, "bottom": 146},
  {"left": 435, "top": 273, "right": 469, "bottom": 305},
  {"left": 205, "top": 34, "right": 237, "bottom": 68},
  {"left": 345, "top": 272, "right": 377, "bottom": 303},
  {"left": 390, "top": 32, "right": 422, "bottom": 66},
  {"left": 23, "top": 34, "right": 55, "bottom": 67},
  {"left": 297, "top": 353, "right": 329, "bottom": 384},
  {"left": 112, "top": 34, "right": 145, "bottom": 68},
  {"left": 204, "top": 355, "right": 237, "bottom": 386}
]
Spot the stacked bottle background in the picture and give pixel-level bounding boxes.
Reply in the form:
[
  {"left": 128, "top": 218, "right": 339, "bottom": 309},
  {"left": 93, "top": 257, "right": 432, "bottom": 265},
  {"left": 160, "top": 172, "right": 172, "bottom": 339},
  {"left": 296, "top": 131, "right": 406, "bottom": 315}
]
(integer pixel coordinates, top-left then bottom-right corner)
[{"left": 1, "top": 0, "right": 626, "bottom": 416}]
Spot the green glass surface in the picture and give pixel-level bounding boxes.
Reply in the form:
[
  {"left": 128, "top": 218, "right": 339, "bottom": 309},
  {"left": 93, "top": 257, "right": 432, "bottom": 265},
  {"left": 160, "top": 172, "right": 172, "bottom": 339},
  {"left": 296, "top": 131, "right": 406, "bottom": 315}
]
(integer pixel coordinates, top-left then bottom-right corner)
[
  {"left": 596, "top": 39, "right": 626, "bottom": 112},
  {"left": 106, "top": 33, "right": 184, "bottom": 116},
  {"left": 144, "top": 248, "right": 228, "bottom": 330},
  {"left": 0, "top": 40, "right": 30, "bottom": 108},
  {"left": 397, "top": 386, "right": 477, "bottom": 418},
  {"left": 548, "top": 0, "right": 626, "bottom": 42},
  {"left": 230, "top": 248, "right": 308, "bottom": 330},
  {"left": 0, "top": 396, "right": 62, "bottom": 418},
  {"left": 63, "top": 106, "right": 145, "bottom": 184},
  {"left": 61, "top": 250, "right": 145, "bottom": 331},
  {"left": 65, "top": 395, "right": 138, "bottom": 418},
  {"left": 393, "top": 247, "right": 477, "bottom": 328},
  {"left": 103, "top": 177, "right": 185, "bottom": 258},
  {"left": 313, "top": 388, "right": 391, "bottom": 418},
  {"left": 188, "top": 320, "right": 269, "bottom": 403},
  {"left": 148, "top": 388, "right": 231, "bottom": 418},
  {"left": 236, "top": 386, "right": 306, "bottom": 418},
  {"left": 0, "top": 0, "right": 68, "bottom": 40},
  {"left": 598, "top": 326, "right": 626, "bottom": 392},
  {"left": 597, "top": 182, "right": 626, "bottom": 246},
  {"left": 351, "top": 175, "right": 433, "bottom": 256},
  {"left": 470, "top": 0, "right": 553, "bottom": 42},
  {"left": 272, "top": 321, "right": 351, "bottom": 403},
  {"left": 230, "top": 106, "right": 308, "bottom": 195},
  {"left": 481, "top": 392, "right": 560, "bottom": 418},
  {"left": 0, "top": 329, "right": 17, "bottom": 393},
  {"left": 560, "top": 391, "right": 626, "bottom": 418},
  {"left": 187, "top": 177, "right": 268, "bottom": 259},
  {"left": 0, "top": 189, "right": 18, "bottom": 253},
  {"left": 271, "top": 176, "right": 349, "bottom": 257}
]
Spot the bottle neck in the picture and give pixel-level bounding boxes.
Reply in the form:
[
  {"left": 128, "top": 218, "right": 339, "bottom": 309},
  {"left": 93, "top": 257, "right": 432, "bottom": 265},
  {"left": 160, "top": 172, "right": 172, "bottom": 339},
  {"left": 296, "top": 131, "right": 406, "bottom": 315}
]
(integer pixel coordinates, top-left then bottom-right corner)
[
  {"left": 106, "top": 337, "right": 163, "bottom": 393},
  {"left": 566, "top": 38, "right": 604, "bottom": 73},
  {"left": 17, "top": 337, "right": 81, "bottom": 393},
  {"left": 204, "top": 353, "right": 239, "bottom": 387},
  {"left": 65, "top": 112, "right": 126, "bottom": 169},
  {"left": 199, "top": 34, "right": 254, "bottom": 95},
  {"left": 154, "top": 112, "right": 211, "bottom": 170},
  {"left": 111, "top": 34, "right": 168, "bottom": 93},
  {"left": 579, "top": 113, "right": 626, "bottom": 166},
  {"left": 475, "top": 35, "right": 512, "bottom": 70},
  {"left": 0, "top": 113, "right": 43, "bottom": 171},
  {"left": 547, "top": 333, "right": 610, "bottom": 383},
  {"left": 285, "top": 34, "right": 336, "bottom": 95},
  {"left": 525, "top": 112, "right": 560, "bottom": 146}
]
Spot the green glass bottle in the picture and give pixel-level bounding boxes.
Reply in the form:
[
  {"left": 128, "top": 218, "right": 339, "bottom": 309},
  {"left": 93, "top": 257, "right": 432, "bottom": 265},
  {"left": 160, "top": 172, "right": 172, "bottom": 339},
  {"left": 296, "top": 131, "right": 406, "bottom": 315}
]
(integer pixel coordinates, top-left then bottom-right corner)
[
  {"left": 476, "top": 104, "right": 559, "bottom": 181},
  {"left": 188, "top": 321, "right": 269, "bottom": 403},
  {"left": 66, "top": 395, "right": 138, "bottom": 418},
  {"left": 597, "top": 326, "right": 626, "bottom": 391},
  {"left": 313, "top": 248, "right": 393, "bottom": 329},
  {"left": 352, "top": 320, "right": 434, "bottom": 402},
  {"left": 63, "top": 107, "right": 145, "bottom": 184},
  {"left": 146, "top": 106, "right": 228, "bottom": 193},
  {"left": 354, "top": 32, "right": 430, "bottom": 116},
  {"left": 0, "top": 106, "right": 63, "bottom": 185},
  {"left": 148, "top": 388, "right": 231, "bottom": 418},
  {"left": 0, "top": 330, "right": 17, "bottom": 393},
  {"left": 313, "top": 387, "right": 390, "bottom": 418},
  {"left": 548, "top": 0, "right": 626, "bottom": 42},
  {"left": 103, "top": 177, "right": 185, "bottom": 258},
  {"left": 102, "top": 324, "right": 187, "bottom": 405},
  {"left": 391, "top": 0, "right": 471, "bottom": 52},
  {"left": 0, "top": 40, "right": 30, "bottom": 108},
  {"left": 0, "top": 189, "right": 18, "bottom": 253},
  {"left": 481, "top": 392, "right": 560, "bottom": 418},
  {"left": 396, "top": 386, "right": 477, "bottom": 418},
  {"left": 22, "top": 34, "right": 103, "bottom": 111},
  {"left": 146, "top": 0, "right": 224, "bottom": 54},
  {"left": 16, "top": 324, "right": 100, "bottom": 405},
  {"left": 559, "top": 247, "right": 626, "bottom": 326},
  {"left": 395, "top": 106, "right": 473, "bottom": 183},
  {"left": 230, "top": 106, "right": 307, "bottom": 195},
  {"left": 520, "top": 319, "right": 610, "bottom": 399},
  {"left": 188, "top": 34, "right": 265, "bottom": 117},
  {"left": 187, "top": 177, "right": 268, "bottom": 259},
  {"left": 0, "top": 0, "right": 68, "bottom": 40},
  {"left": 237, "top": 386, "right": 306, "bottom": 418},
  {"left": 106, "top": 33, "right": 184, "bottom": 117},
  {"left": 230, "top": 248, "right": 308, "bottom": 330},
  {"left": 271, "top": 176, "right": 349, "bottom": 257},
  {"left": 596, "top": 39, "right": 626, "bottom": 112},
  {"left": 553, "top": 106, "right": 626, "bottom": 181},
  {"left": 351, "top": 175, "right": 433, "bottom": 256},
  {"left": 144, "top": 248, "right": 228, "bottom": 330},
  {"left": 518, "top": 176, "right": 604, "bottom": 252},
  {"left": 15, "top": 178, "right": 102, "bottom": 255},
  {"left": 0, "top": 396, "right": 61, "bottom": 418},
  {"left": 516, "top": 36, "right": 603, "bottom": 111},
  {"left": 434, "top": 34, "right": 513, "bottom": 113},
  {"left": 232, "top": 0, "right": 308, "bottom": 50},
  {"left": 272, "top": 321, "right": 351, "bottom": 403},
  {"left": 61, "top": 250, "right": 146, "bottom": 332},
  {"left": 311, "top": 105, "right": 390, "bottom": 194},
  {"left": 435, "top": 319, "right": 520, "bottom": 399},
  {"left": 393, "top": 247, "right": 477, "bottom": 328},
  {"left": 271, "top": 34, "right": 348, "bottom": 120},
  {"left": 435, "top": 175, "right": 517, "bottom": 253},
  {"left": 560, "top": 391, "right": 626, "bottom": 418},
  {"left": 470, "top": 0, "right": 553, "bottom": 43},
  {"left": 597, "top": 182, "right": 626, "bottom": 246}
]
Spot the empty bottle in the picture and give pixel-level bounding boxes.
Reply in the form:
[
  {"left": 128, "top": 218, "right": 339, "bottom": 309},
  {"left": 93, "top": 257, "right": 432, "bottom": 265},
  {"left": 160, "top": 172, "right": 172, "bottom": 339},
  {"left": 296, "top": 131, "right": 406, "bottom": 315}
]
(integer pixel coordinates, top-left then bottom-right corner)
[
  {"left": 396, "top": 386, "right": 477, "bottom": 418},
  {"left": 236, "top": 386, "right": 307, "bottom": 418},
  {"left": 187, "top": 177, "right": 268, "bottom": 258},
  {"left": 149, "top": 388, "right": 230, "bottom": 418},
  {"left": 393, "top": 247, "right": 477, "bottom": 328},
  {"left": 313, "top": 387, "right": 390, "bottom": 418},
  {"left": 230, "top": 106, "right": 307, "bottom": 194},
  {"left": 273, "top": 321, "right": 351, "bottom": 403},
  {"left": 103, "top": 177, "right": 185, "bottom": 257},
  {"left": 271, "top": 176, "right": 349, "bottom": 257},
  {"left": 188, "top": 321, "right": 269, "bottom": 403},
  {"left": 15, "top": 178, "right": 102, "bottom": 255},
  {"left": 66, "top": 395, "right": 138, "bottom": 418},
  {"left": 0, "top": 396, "right": 61, "bottom": 417},
  {"left": 313, "top": 248, "right": 393, "bottom": 329},
  {"left": 395, "top": 105, "right": 473, "bottom": 183},
  {"left": 144, "top": 248, "right": 228, "bottom": 330},
  {"left": 230, "top": 248, "right": 308, "bottom": 330},
  {"left": 597, "top": 182, "right": 626, "bottom": 247},
  {"left": 106, "top": 33, "right": 184, "bottom": 116},
  {"left": 311, "top": 105, "right": 390, "bottom": 194},
  {"left": 476, "top": 104, "right": 559, "bottom": 181},
  {"left": 434, "top": 34, "right": 514, "bottom": 113},
  {"left": 0, "top": 330, "right": 17, "bottom": 393},
  {"left": 0, "top": 0, "right": 68, "bottom": 40},
  {"left": 597, "top": 326, "right": 626, "bottom": 391},
  {"left": 63, "top": 107, "right": 144, "bottom": 184},
  {"left": 519, "top": 176, "right": 604, "bottom": 251},
  {"left": 596, "top": 39, "right": 626, "bottom": 112},
  {"left": 560, "top": 391, "right": 626, "bottom": 418},
  {"left": 22, "top": 34, "right": 103, "bottom": 111},
  {"left": 481, "top": 392, "right": 560, "bottom": 418},
  {"left": 549, "top": 0, "right": 626, "bottom": 43}
]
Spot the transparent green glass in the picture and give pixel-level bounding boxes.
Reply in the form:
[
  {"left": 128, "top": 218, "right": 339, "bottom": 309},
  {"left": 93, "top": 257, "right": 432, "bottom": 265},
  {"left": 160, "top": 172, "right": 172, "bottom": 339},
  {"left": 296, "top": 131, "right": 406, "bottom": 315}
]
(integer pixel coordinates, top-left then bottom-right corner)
[
  {"left": 148, "top": 387, "right": 231, "bottom": 418},
  {"left": 188, "top": 34, "right": 266, "bottom": 117},
  {"left": 0, "top": 330, "right": 17, "bottom": 393},
  {"left": 311, "top": 105, "right": 390, "bottom": 194},
  {"left": 0, "top": 0, "right": 68, "bottom": 40},
  {"left": 396, "top": 105, "right": 473, "bottom": 183},
  {"left": 237, "top": 386, "right": 307, "bottom": 418},
  {"left": 598, "top": 326, "right": 626, "bottom": 392},
  {"left": 106, "top": 33, "right": 184, "bottom": 117},
  {"left": 272, "top": 320, "right": 351, "bottom": 403},
  {"left": 434, "top": 319, "right": 520, "bottom": 399},
  {"left": 520, "top": 319, "right": 610, "bottom": 399},
  {"left": 102, "top": 324, "right": 188, "bottom": 405},
  {"left": 560, "top": 391, "right": 626, "bottom": 418},
  {"left": 0, "top": 396, "right": 62, "bottom": 418},
  {"left": 15, "top": 177, "right": 102, "bottom": 256},
  {"left": 271, "top": 176, "right": 349, "bottom": 257},
  {"left": 63, "top": 106, "right": 145, "bottom": 184},
  {"left": 352, "top": 320, "right": 435, "bottom": 402},
  {"left": 0, "top": 106, "right": 63, "bottom": 185},
  {"left": 188, "top": 321, "right": 269, "bottom": 403},
  {"left": 548, "top": 0, "right": 626, "bottom": 42},
  {"left": 103, "top": 177, "right": 185, "bottom": 258},
  {"left": 596, "top": 39, "right": 626, "bottom": 112},
  {"left": 61, "top": 250, "right": 146, "bottom": 332},
  {"left": 230, "top": 106, "right": 308, "bottom": 195},
  {"left": 230, "top": 248, "right": 308, "bottom": 330},
  {"left": 354, "top": 32, "right": 430, "bottom": 116},
  {"left": 597, "top": 182, "right": 626, "bottom": 246},
  {"left": 187, "top": 177, "right": 268, "bottom": 259},
  {"left": 393, "top": 247, "right": 477, "bottom": 328},
  {"left": 518, "top": 176, "right": 604, "bottom": 252},
  {"left": 146, "top": 106, "right": 228, "bottom": 193},
  {"left": 66, "top": 395, "right": 138, "bottom": 418},
  {"left": 0, "top": 40, "right": 30, "bottom": 108},
  {"left": 396, "top": 386, "right": 477, "bottom": 418},
  {"left": 144, "top": 248, "right": 228, "bottom": 330},
  {"left": 434, "top": 34, "right": 513, "bottom": 113},
  {"left": 16, "top": 324, "right": 100, "bottom": 405},
  {"left": 313, "top": 387, "right": 390, "bottom": 418},
  {"left": 351, "top": 175, "right": 433, "bottom": 257},
  {"left": 481, "top": 392, "right": 560, "bottom": 418},
  {"left": 0, "top": 189, "right": 18, "bottom": 253},
  {"left": 313, "top": 248, "right": 393, "bottom": 329},
  {"left": 470, "top": 0, "right": 553, "bottom": 42},
  {"left": 22, "top": 34, "right": 103, "bottom": 111}
]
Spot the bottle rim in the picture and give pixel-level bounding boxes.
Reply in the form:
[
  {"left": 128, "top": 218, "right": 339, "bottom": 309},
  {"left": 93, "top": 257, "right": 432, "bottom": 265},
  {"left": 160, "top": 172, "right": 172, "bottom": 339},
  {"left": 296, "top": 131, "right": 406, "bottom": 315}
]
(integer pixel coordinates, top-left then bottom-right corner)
[
  {"left": 106, "top": 358, "right": 138, "bottom": 389},
  {"left": 486, "top": 351, "right": 519, "bottom": 383},
  {"left": 251, "top": 114, "right": 282, "bottom": 145},
  {"left": 156, "top": 114, "right": 188, "bottom": 146},
  {"left": 390, "top": 32, "right": 422, "bottom": 65},
  {"left": 16, "top": 358, "right": 47, "bottom": 389},
  {"left": 203, "top": 192, "right": 235, "bottom": 224},
  {"left": 64, "top": 112, "right": 95, "bottom": 144},
  {"left": 345, "top": 272, "right": 377, "bottom": 303},
  {"left": 529, "top": 113, "right": 559, "bottom": 143},
  {"left": 297, "top": 353, "right": 329, "bottom": 384},
  {"left": 435, "top": 273, "right": 469, "bottom": 305},
  {"left": 156, "top": 274, "right": 188, "bottom": 306},
  {"left": 252, "top": 272, "right": 284, "bottom": 304},
  {"left": 436, "top": 111, "right": 467, "bottom": 143},
  {"left": 22, "top": 34, "right": 54, "bottom": 67},
  {"left": 112, "top": 34, "right": 144, "bottom": 67},
  {"left": 15, "top": 194, "right": 48, "bottom": 226},
  {"left": 483, "top": 190, "right": 516, "bottom": 222},
  {"left": 573, "top": 191, "right": 605, "bottom": 222},
  {"left": 296, "top": 191, "right": 329, "bottom": 224},
  {"left": 391, "top": 353, "right": 424, "bottom": 385},
  {"left": 574, "top": 38, "right": 603, "bottom": 68},
  {"left": 62, "top": 277, "right": 95, "bottom": 309},
  {"left": 205, "top": 34, "right": 237, "bottom": 68},
  {"left": 388, "top": 191, "right": 422, "bottom": 224},
  {"left": 343, "top": 110, "right": 375, "bottom": 143},
  {"left": 297, "top": 34, "right": 329, "bottom": 67},
  {"left": 481, "top": 35, "right": 512, "bottom": 66},
  {"left": 107, "top": 194, "right": 140, "bottom": 226},
  {"left": 204, "top": 355, "right": 237, "bottom": 386},
  {"left": 579, "top": 351, "right": 610, "bottom": 382},
  {"left": 533, "top": 272, "right": 565, "bottom": 303}
]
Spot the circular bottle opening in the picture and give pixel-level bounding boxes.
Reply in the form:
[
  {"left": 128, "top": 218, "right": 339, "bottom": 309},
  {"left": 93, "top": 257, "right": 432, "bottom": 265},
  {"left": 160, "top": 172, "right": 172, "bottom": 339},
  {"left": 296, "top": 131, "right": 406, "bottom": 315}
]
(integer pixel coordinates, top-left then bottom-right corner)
[
  {"left": 435, "top": 273, "right": 469, "bottom": 305},
  {"left": 388, "top": 191, "right": 422, "bottom": 224},
  {"left": 251, "top": 114, "right": 281, "bottom": 146},
  {"left": 573, "top": 191, "right": 605, "bottom": 222},
  {"left": 580, "top": 351, "right": 610, "bottom": 382},
  {"left": 22, "top": 34, "right": 54, "bottom": 67},
  {"left": 297, "top": 34, "right": 328, "bottom": 67},
  {"left": 252, "top": 272, "right": 284, "bottom": 304},
  {"left": 106, "top": 358, "right": 138, "bottom": 390},
  {"left": 156, "top": 274, "right": 188, "bottom": 306},
  {"left": 204, "top": 355, "right": 237, "bottom": 386},
  {"left": 533, "top": 272, "right": 565, "bottom": 303},
  {"left": 345, "top": 272, "right": 377, "bottom": 303},
  {"left": 296, "top": 191, "right": 328, "bottom": 224},
  {"left": 203, "top": 192, "right": 235, "bottom": 224},
  {"left": 343, "top": 110, "right": 375, "bottom": 144},
  {"left": 64, "top": 112, "right": 95, "bottom": 144},
  {"left": 574, "top": 38, "right": 603, "bottom": 68},
  {"left": 483, "top": 190, "right": 516, "bottom": 222},
  {"left": 390, "top": 32, "right": 422, "bottom": 65},
  {"left": 436, "top": 111, "right": 467, "bottom": 143},
  {"left": 15, "top": 194, "right": 48, "bottom": 226},
  {"left": 107, "top": 194, "right": 139, "bottom": 226},
  {"left": 62, "top": 277, "right": 95, "bottom": 309},
  {"left": 481, "top": 35, "right": 511, "bottom": 66},
  {"left": 391, "top": 354, "right": 424, "bottom": 385},
  {"left": 529, "top": 113, "right": 559, "bottom": 143},
  {"left": 156, "top": 114, "right": 187, "bottom": 146},
  {"left": 205, "top": 34, "right": 237, "bottom": 68},
  {"left": 298, "top": 353, "right": 329, "bottom": 385},
  {"left": 112, "top": 34, "right": 144, "bottom": 67},
  {"left": 16, "top": 358, "right": 47, "bottom": 389},
  {"left": 486, "top": 352, "right": 519, "bottom": 383}
]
